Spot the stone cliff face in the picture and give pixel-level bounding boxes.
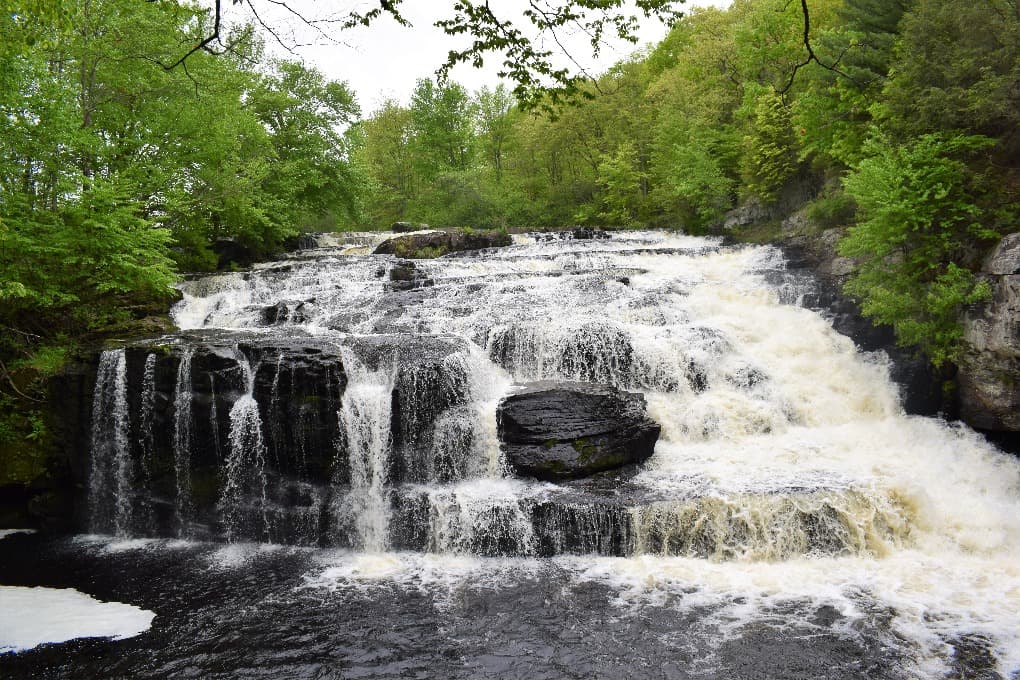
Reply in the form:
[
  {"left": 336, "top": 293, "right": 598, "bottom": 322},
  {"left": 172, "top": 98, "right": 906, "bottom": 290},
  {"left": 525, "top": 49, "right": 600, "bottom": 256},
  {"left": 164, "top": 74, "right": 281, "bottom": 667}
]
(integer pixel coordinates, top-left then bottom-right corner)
[{"left": 960, "top": 234, "right": 1020, "bottom": 432}]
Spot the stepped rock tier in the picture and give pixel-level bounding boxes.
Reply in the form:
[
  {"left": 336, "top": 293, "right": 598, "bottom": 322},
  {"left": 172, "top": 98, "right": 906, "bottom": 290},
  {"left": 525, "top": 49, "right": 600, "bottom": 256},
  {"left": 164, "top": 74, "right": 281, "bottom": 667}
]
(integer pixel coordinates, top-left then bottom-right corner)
[{"left": 74, "top": 229, "right": 948, "bottom": 559}]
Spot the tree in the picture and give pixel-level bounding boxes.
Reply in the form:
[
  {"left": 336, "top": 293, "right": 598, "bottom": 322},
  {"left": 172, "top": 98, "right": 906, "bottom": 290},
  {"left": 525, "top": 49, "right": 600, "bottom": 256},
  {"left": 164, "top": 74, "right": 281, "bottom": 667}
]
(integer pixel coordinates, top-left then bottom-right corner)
[
  {"left": 881, "top": 0, "right": 1020, "bottom": 140},
  {"left": 358, "top": 101, "right": 418, "bottom": 227},
  {"left": 410, "top": 79, "right": 476, "bottom": 177},
  {"left": 474, "top": 85, "right": 517, "bottom": 183},
  {"left": 582, "top": 142, "right": 646, "bottom": 226},
  {"left": 741, "top": 88, "right": 800, "bottom": 202},
  {"left": 839, "top": 133, "right": 1000, "bottom": 365}
]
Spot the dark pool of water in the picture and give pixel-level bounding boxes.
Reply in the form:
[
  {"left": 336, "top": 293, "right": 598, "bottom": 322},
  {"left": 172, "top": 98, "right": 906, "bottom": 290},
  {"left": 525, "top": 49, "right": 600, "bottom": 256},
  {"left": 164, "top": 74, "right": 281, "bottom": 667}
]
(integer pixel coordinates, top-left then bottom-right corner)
[{"left": 1, "top": 533, "right": 996, "bottom": 679}]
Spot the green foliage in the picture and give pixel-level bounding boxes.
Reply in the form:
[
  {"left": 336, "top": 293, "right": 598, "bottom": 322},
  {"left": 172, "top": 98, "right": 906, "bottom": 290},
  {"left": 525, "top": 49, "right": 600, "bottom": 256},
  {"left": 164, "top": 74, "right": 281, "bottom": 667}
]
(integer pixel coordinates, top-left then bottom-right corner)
[
  {"left": 580, "top": 143, "right": 647, "bottom": 227},
  {"left": 805, "top": 189, "right": 856, "bottom": 230},
  {"left": 741, "top": 90, "right": 800, "bottom": 203},
  {"left": 650, "top": 124, "right": 736, "bottom": 229},
  {"left": 0, "top": 0, "right": 373, "bottom": 491},
  {"left": 881, "top": 0, "right": 1020, "bottom": 138},
  {"left": 840, "top": 133, "right": 1000, "bottom": 364}
]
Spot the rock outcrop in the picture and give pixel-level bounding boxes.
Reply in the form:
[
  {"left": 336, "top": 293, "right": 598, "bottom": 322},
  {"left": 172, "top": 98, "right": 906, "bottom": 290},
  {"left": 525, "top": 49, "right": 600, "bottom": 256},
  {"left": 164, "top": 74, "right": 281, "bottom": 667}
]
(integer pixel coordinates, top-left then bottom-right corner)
[
  {"left": 391, "top": 221, "right": 428, "bottom": 233},
  {"left": 959, "top": 233, "right": 1020, "bottom": 431},
  {"left": 496, "top": 381, "right": 660, "bottom": 482},
  {"left": 374, "top": 230, "right": 512, "bottom": 258}
]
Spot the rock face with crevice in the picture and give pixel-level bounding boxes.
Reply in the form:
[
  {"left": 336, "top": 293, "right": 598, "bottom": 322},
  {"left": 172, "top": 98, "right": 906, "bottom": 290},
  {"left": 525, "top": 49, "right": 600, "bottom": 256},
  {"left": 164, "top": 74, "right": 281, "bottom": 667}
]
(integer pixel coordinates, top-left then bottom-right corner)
[
  {"left": 496, "top": 381, "right": 661, "bottom": 482},
  {"left": 959, "top": 233, "right": 1020, "bottom": 431}
]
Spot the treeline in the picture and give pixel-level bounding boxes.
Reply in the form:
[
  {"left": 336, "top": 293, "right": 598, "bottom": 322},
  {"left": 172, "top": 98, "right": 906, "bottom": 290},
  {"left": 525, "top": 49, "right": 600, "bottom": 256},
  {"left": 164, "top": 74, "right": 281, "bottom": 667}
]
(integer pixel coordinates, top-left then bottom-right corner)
[
  {"left": 2, "top": 0, "right": 1019, "bottom": 483},
  {"left": 0, "top": 0, "right": 364, "bottom": 480},
  {"left": 355, "top": 0, "right": 1020, "bottom": 367}
]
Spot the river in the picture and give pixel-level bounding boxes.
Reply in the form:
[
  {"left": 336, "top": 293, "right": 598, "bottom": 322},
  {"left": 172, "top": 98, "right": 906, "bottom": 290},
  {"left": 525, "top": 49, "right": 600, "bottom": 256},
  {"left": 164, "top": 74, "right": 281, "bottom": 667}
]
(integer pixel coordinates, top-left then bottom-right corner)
[{"left": 2, "top": 230, "right": 1018, "bottom": 678}]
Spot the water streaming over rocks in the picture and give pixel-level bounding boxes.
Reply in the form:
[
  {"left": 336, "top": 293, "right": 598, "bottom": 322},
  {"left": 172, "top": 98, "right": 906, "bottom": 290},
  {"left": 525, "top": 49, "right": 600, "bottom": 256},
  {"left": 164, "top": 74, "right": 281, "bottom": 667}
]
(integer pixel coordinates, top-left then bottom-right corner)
[
  {"left": 88, "top": 349, "right": 133, "bottom": 536},
  {"left": 48, "top": 230, "right": 1020, "bottom": 676}
]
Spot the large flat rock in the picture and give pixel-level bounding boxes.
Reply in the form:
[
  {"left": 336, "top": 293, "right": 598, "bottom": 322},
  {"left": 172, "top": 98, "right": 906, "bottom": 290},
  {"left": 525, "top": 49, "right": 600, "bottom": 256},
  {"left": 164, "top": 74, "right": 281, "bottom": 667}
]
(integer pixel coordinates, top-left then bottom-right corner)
[{"left": 496, "top": 381, "right": 660, "bottom": 482}]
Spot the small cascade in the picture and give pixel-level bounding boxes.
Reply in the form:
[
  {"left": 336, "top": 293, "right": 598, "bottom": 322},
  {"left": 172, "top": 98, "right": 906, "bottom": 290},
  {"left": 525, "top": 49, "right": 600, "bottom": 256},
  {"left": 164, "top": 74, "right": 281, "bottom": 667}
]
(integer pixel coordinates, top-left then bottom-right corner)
[
  {"left": 88, "top": 349, "right": 134, "bottom": 536},
  {"left": 171, "top": 347, "right": 195, "bottom": 537},
  {"left": 266, "top": 352, "right": 285, "bottom": 469},
  {"left": 392, "top": 351, "right": 472, "bottom": 482},
  {"left": 219, "top": 351, "right": 269, "bottom": 542},
  {"left": 627, "top": 488, "right": 912, "bottom": 560},
  {"left": 136, "top": 353, "right": 158, "bottom": 534},
  {"left": 207, "top": 373, "right": 223, "bottom": 461},
  {"left": 334, "top": 352, "right": 394, "bottom": 552},
  {"left": 421, "top": 484, "right": 537, "bottom": 556}
]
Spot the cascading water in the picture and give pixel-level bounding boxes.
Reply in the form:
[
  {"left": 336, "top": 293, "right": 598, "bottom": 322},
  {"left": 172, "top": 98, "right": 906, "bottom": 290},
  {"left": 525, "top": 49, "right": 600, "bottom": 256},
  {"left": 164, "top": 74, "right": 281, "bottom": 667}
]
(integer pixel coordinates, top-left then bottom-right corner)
[
  {"left": 73, "top": 230, "right": 1020, "bottom": 676},
  {"left": 135, "top": 353, "right": 158, "bottom": 534},
  {"left": 218, "top": 350, "right": 269, "bottom": 542},
  {"left": 88, "top": 349, "right": 133, "bottom": 536},
  {"left": 171, "top": 347, "right": 194, "bottom": 536},
  {"left": 334, "top": 350, "right": 394, "bottom": 552}
]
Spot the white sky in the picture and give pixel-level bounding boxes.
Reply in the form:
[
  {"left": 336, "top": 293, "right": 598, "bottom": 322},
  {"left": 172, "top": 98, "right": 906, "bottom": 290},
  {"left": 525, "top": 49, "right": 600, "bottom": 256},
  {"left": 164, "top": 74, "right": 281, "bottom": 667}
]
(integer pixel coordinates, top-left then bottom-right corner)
[{"left": 239, "top": 1, "right": 728, "bottom": 113}]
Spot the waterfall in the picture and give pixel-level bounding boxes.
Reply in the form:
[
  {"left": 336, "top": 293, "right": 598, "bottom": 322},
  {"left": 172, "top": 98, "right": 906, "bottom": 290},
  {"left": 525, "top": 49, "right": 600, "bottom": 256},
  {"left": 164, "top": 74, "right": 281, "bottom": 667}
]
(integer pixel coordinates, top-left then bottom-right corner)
[
  {"left": 172, "top": 347, "right": 195, "bottom": 537},
  {"left": 84, "top": 230, "right": 1020, "bottom": 674},
  {"left": 136, "top": 353, "right": 158, "bottom": 534},
  {"left": 88, "top": 349, "right": 133, "bottom": 536},
  {"left": 335, "top": 352, "right": 394, "bottom": 552},
  {"left": 208, "top": 373, "right": 223, "bottom": 461},
  {"left": 219, "top": 351, "right": 269, "bottom": 542}
]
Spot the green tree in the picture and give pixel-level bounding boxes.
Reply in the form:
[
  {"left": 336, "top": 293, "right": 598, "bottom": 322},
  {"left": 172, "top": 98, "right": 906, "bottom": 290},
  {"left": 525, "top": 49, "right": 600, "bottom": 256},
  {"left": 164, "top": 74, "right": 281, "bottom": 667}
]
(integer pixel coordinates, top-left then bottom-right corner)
[
  {"left": 358, "top": 101, "right": 418, "bottom": 227},
  {"left": 582, "top": 143, "right": 646, "bottom": 226},
  {"left": 881, "top": 0, "right": 1020, "bottom": 139},
  {"left": 839, "top": 133, "right": 1000, "bottom": 365}
]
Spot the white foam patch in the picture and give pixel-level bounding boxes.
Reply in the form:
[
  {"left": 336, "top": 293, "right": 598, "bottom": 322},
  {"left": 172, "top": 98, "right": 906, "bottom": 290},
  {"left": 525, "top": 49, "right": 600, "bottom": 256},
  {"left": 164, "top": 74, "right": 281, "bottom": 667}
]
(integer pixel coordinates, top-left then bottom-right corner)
[
  {"left": 0, "top": 586, "right": 154, "bottom": 653},
  {"left": 304, "top": 550, "right": 542, "bottom": 597},
  {"left": 206, "top": 542, "right": 287, "bottom": 569},
  {"left": 0, "top": 529, "right": 35, "bottom": 540}
]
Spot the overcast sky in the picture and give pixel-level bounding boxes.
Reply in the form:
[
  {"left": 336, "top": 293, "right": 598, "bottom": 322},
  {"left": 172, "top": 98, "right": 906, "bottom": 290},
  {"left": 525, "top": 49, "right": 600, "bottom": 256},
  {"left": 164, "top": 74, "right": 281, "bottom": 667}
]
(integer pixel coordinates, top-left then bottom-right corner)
[{"left": 241, "top": 1, "right": 728, "bottom": 113}]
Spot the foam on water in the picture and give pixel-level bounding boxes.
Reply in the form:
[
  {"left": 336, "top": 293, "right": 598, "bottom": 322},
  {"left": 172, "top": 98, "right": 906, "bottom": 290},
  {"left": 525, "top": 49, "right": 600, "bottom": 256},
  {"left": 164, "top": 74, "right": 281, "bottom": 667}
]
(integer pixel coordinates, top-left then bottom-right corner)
[{"left": 0, "top": 586, "right": 154, "bottom": 653}]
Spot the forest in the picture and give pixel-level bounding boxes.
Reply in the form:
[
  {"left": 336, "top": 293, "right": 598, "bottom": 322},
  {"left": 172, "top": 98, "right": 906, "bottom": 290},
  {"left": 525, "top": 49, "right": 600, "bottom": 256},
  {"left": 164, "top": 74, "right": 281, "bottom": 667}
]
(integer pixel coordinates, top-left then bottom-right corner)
[{"left": 1, "top": 0, "right": 1019, "bottom": 485}]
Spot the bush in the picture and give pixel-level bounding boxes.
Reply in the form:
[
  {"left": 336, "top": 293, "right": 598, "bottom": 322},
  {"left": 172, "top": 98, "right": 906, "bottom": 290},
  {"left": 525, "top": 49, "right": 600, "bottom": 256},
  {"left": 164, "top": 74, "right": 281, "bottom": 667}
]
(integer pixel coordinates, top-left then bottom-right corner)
[{"left": 839, "top": 132, "right": 999, "bottom": 365}]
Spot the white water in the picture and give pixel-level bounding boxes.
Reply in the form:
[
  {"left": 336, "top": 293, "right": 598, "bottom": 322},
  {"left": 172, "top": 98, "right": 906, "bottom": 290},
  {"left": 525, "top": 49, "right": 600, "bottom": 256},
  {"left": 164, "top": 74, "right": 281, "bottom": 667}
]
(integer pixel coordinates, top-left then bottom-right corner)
[
  {"left": 335, "top": 350, "right": 394, "bottom": 552},
  {"left": 168, "top": 230, "right": 1020, "bottom": 673},
  {"left": 88, "top": 349, "right": 134, "bottom": 536},
  {"left": 171, "top": 347, "right": 195, "bottom": 536},
  {"left": 0, "top": 586, "right": 154, "bottom": 653},
  {"left": 219, "top": 351, "right": 269, "bottom": 542}
]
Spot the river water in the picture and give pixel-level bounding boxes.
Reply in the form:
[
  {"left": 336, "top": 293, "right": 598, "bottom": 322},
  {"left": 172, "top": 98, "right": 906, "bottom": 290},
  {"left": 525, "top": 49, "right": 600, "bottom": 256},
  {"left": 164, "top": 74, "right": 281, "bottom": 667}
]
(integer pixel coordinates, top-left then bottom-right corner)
[{"left": 2, "top": 230, "right": 1018, "bottom": 678}]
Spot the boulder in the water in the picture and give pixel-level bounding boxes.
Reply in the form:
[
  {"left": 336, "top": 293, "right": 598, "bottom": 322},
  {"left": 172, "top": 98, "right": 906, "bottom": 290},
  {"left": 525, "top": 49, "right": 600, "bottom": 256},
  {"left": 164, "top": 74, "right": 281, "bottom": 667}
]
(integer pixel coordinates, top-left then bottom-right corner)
[
  {"left": 374, "top": 229, "right": 511, "bottom": 258},
  {"left": 392, "top": 221, "right": 430, "bottom": 233},
  {"left": 571, "top": 227, "right": 611, "bottom": 240},
  {"left": 496, "top": 381, "right": 660, "bottom": 482},
  {"left": 387, "top": 260, "right": 434, "bottom": 291},
  {"left": 260, "top": 300, "right": 311, "bottom": 325}
]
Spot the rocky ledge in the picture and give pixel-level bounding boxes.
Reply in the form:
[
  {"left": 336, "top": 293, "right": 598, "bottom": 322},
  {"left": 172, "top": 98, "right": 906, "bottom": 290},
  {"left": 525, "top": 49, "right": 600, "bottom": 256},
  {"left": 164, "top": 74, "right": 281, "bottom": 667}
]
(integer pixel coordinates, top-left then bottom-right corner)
[
  {"left": 496, "top": 381, "right": 661, "bottom": 482},
  {"left": 959, "top": 233, "right": 1020, "bottom": 432},
  {"left": 374, "top": 229, "right": 512, "bottom": 258}
]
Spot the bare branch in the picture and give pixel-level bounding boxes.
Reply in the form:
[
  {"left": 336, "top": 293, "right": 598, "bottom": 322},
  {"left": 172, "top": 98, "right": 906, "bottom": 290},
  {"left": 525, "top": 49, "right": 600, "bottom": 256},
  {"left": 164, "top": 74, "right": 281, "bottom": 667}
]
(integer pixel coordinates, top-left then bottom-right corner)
[
  {"left": 0, "top": 359, "right": 45, "bottom": 403},
  {"left": 155, "top": 0, "right": 225, "bottom": 70},
  {"left": 777, "top": 0, "right": 863, "bottom": 95}
]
